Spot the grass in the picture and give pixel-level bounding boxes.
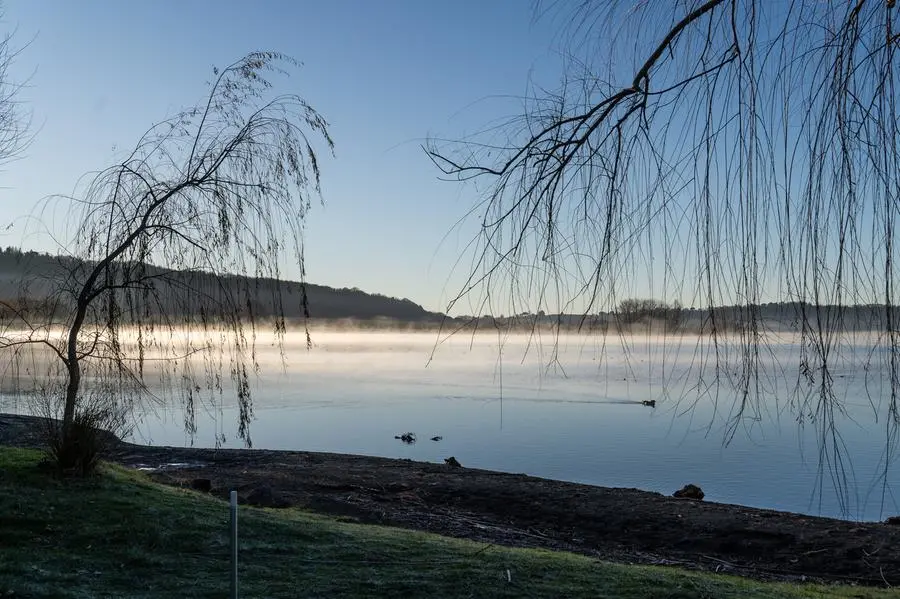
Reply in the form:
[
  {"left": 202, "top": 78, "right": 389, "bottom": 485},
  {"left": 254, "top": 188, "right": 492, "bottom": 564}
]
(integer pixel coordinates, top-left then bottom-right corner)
[{"left": 0, "top": 446, "right": 893, "bottom": 599}]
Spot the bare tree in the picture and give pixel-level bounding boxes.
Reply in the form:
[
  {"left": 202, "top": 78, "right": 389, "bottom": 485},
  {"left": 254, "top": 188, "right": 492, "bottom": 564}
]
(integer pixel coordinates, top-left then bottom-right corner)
[
  {"left": 0, "top": 52, "right": 332, "bottom": 467},
  {"left": 429, "top": 1, "right": 900, "bottom": 509}
]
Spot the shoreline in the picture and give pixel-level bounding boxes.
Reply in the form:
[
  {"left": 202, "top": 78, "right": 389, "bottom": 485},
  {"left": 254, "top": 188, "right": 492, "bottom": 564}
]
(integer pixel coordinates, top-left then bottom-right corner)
[{"left": 1, "top": 412, "right": 898, "bottom": 587}]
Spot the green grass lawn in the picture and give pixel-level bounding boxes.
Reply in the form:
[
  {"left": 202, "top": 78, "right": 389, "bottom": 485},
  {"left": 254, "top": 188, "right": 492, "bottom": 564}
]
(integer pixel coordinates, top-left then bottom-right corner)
[{"left": 0, "top": 446, "right": 893, "bottom": 598}]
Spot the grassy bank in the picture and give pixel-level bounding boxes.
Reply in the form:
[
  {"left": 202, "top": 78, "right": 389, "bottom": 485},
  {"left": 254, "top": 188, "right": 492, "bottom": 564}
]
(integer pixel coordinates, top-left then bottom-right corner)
[{"left": 0, "top": 446, "right": 891, "bottom": 598}]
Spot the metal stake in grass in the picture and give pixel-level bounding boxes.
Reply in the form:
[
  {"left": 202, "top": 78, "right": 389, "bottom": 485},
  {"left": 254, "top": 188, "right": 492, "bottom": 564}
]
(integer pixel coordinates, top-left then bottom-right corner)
[{"left": 230, "top": 490, "right": 238, "bottom": 599}]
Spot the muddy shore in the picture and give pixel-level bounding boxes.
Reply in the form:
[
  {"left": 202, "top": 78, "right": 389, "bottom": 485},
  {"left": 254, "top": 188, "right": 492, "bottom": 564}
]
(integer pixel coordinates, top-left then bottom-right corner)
[{"left": 2, "top": 413, "right": 898, "bottom": 587}]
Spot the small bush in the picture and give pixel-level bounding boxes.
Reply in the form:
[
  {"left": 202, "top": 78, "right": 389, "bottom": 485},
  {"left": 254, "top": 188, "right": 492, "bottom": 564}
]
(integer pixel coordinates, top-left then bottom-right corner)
[
  {"left": 34, "top": 387, "right": 131, "bottom": 476},
  {"left": 47, "top": 409, "right": 109, "bottom": 475}
]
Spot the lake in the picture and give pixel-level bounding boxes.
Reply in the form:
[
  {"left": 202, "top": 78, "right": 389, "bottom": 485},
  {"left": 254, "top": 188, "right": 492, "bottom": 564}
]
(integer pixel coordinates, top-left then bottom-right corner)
[{"left": 3, "top": 329, "right": 898, "bottom": 522}]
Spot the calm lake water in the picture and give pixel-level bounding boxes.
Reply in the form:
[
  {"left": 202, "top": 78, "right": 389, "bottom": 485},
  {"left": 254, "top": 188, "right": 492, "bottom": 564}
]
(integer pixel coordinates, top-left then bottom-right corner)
[{"left": 4, "top": 330, "right": 899, "bottom": 521}]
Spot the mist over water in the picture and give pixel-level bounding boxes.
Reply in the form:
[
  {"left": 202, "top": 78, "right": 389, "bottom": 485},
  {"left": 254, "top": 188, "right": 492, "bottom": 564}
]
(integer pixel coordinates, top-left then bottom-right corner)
[{"left": 4, "top": 330, "right": 899, "bottom": 521}]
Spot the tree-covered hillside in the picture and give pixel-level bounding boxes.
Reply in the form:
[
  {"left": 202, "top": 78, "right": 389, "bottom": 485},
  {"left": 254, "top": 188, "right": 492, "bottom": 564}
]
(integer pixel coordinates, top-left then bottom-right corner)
[{"left": 0, "top": 247, "right": 444, "bottom": 323}]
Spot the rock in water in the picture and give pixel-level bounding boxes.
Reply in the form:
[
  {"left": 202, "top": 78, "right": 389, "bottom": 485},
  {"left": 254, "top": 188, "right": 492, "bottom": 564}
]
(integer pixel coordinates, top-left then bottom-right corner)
[
  {"left": 444, "top": 456, "right": 462, "bottom": 468},
  {"left": 673, "top": 484, "right": 705, "bottom": 500},
  {"left": 430, "top": 436, "right": 443, "bottom": 442}
]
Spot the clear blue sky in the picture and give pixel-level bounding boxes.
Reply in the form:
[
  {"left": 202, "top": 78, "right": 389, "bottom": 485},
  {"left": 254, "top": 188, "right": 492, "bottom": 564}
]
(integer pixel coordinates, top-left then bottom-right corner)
[{"left": 0, "top": 1, "right": 562, "bottom": 313}]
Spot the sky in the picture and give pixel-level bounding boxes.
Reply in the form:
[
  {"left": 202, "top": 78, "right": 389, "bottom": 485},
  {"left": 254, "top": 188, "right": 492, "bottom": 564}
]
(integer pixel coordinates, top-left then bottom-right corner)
[
  {"left": 0, "top": 1, "right": 564, "bottom": 314},
  {"left": 2, "top": 3, "right": 886, "bottom": 319}
]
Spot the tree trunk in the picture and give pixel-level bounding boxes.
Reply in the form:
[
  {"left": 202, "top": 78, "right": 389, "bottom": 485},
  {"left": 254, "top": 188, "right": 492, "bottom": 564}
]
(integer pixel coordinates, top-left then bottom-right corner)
[
  {"left": 62, "top": 298, "right": 88, "bottom": 438},
  {"left": 62, "top": 359, "right": 80, "bottom": 435}
]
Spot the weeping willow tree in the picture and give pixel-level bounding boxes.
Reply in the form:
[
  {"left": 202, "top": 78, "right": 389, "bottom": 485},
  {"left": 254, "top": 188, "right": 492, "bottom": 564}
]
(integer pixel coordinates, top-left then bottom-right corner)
[
  {"left": 429, "top": 1, "right": 900, "bottom": 511},
  {"left": 0, "top": 52, "right": 332, "bottom": 462},
  {"left": 0, "top": 7, "right": 30, "bottom": 172}
]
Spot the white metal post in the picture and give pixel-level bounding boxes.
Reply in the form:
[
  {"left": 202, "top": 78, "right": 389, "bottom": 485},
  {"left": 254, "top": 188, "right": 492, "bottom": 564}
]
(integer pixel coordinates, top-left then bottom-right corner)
[{"left": 230, "top": 490, "right": 238, "bottom": 599}]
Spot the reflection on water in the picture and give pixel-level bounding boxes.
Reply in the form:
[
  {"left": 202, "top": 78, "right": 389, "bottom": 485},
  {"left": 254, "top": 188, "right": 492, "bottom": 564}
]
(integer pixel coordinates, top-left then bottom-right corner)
[{"left": 3, "top": 331, "right": 899, "bottom": 521}]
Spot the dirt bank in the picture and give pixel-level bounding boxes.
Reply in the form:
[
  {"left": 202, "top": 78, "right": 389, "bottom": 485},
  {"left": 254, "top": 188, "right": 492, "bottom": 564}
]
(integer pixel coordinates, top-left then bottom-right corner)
[{"left": 2, "top": 413, "right": 897, "bottom": 587}]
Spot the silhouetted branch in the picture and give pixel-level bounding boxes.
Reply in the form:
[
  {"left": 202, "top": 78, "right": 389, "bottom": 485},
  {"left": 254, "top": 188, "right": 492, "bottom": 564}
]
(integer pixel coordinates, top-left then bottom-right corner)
[{"left": 429, "top": 0, "right": 900, "bottom": 514}]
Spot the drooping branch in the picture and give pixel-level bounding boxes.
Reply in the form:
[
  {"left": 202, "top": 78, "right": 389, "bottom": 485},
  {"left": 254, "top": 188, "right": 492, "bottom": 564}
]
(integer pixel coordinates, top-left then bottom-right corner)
[
  {"left": 428, "top": 0, "right": 900, "bottom": 508},
  {"left": 1, "top": 52, "right": 333, "bottom": 448}
]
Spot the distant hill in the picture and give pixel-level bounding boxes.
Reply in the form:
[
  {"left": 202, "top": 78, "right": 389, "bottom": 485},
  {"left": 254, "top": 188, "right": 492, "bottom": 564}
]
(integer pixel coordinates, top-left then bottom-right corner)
[
  {"left": 0, "top": 247, "right": 447, "bottom": 324},
  {"left": 3, "top": 247, "right": 895, "bottom": 333}
]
